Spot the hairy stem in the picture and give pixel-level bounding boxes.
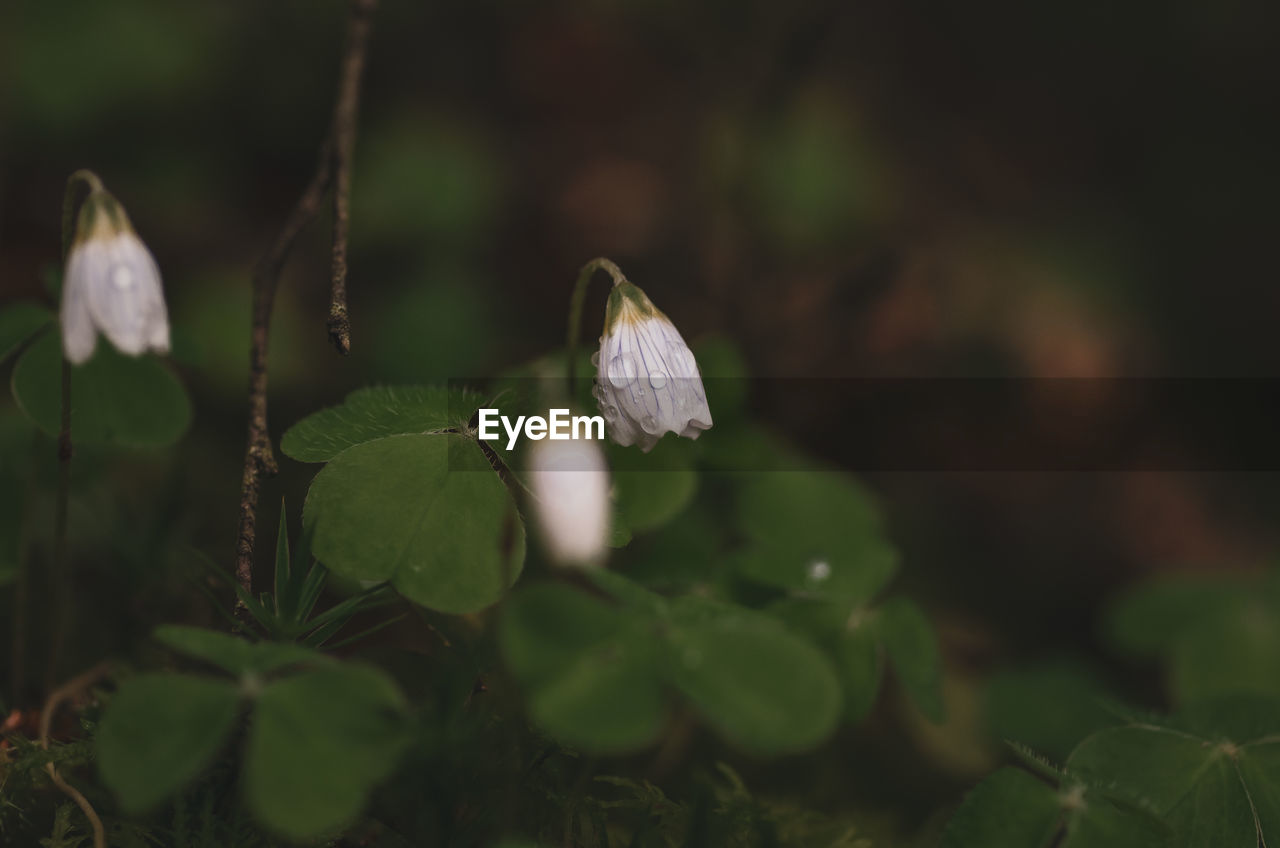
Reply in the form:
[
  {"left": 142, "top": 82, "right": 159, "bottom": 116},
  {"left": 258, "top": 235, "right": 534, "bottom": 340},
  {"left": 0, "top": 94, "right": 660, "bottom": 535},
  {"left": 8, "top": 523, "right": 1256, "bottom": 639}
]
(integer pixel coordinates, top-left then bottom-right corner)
[
  {"left": 235, "top": 0, "right": 377, "bottom": 600},
  {"left": 566, "top": 257, "right": 628, "bottom": 392}
]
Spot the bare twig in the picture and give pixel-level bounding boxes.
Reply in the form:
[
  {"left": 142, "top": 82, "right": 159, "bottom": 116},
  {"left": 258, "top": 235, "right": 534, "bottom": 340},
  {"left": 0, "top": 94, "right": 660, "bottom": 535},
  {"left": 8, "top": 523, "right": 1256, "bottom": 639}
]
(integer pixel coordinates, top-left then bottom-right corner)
[
  {"left": 40, "top": 661, "right": 113, "bottom": 848},
  {"left": 234, "top": 0, "right": 377, "bottom": 599},
  {"left": 328, "top": 0, "right": 377, "bottom": 355}
]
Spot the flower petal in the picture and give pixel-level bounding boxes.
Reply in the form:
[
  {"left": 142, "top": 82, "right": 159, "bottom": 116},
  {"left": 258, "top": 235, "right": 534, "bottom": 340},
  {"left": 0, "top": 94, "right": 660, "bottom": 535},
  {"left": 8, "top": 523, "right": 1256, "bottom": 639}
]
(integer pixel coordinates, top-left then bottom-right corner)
[
  {"left": 529, "top": 438, "right": 611, "bottom": 566},
  {"left": 85, "top": 233, "right": 169, "bottom": 357},
  {"left": 60, "top": 245, "right": 98, "bottom": 364}
]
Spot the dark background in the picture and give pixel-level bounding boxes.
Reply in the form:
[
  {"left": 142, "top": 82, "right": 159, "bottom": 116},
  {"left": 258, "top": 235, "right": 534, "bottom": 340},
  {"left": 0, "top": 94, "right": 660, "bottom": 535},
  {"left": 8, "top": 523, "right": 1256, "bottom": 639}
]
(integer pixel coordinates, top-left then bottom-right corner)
[{"left": 3, "top": 0, "right": 1279, "bottom": 825}]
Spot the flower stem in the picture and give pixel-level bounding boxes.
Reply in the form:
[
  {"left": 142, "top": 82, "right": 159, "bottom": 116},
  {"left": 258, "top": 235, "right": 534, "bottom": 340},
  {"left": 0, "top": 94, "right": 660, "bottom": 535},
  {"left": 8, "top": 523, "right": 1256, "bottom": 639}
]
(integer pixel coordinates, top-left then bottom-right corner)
[
  {"left": 46, "top": 359, "right": 72, "bottom": 690},
  {"left": 47, "top": 172, "right": 93, "bottom": 689},
  {"left": 60, "top": 170, "right": 103, "bottom": 259},
  {"left": 566, "top": 257, "right": 628, "bottom": 392}
]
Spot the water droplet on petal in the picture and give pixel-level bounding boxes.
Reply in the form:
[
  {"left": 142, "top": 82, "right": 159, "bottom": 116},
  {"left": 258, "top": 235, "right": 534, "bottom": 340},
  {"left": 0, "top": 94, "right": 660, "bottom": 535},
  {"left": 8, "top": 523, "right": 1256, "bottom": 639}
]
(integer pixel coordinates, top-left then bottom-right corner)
[
  {"left": 608, "top": 353, "right": 638, "bottom": 388},
  {"left": 649, "top": 371, "right": 668, "bottom": 389},
  {"left": 640, "top": 414, "right": 658, "bottom": 433},
  {"left": 111, "top": 265, "right": 135, "bottom": 290}
]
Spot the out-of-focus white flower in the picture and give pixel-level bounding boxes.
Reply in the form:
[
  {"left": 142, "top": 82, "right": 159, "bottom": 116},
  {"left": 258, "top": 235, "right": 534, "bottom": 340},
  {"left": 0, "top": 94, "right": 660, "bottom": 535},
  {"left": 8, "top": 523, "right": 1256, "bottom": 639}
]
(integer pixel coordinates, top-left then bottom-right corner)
[
  {"left": 61, "top": 188, "right": 169, "bottom": 365},
  {"left": 592, "top": 281, "right": 712, "bottom": 452},
  {"left": 529, "top": 437, "right": 610, "bottom": 566}
]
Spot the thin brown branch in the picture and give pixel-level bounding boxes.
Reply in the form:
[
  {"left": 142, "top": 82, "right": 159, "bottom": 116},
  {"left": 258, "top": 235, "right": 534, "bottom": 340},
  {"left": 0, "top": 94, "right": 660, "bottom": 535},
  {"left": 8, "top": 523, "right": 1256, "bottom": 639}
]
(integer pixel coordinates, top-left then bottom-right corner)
[
  {"left": 328, "top": 0, "right": 377, "bottom": 355},
  {"left": 235, "top": 0, "right": 377, "bottom": 599}
]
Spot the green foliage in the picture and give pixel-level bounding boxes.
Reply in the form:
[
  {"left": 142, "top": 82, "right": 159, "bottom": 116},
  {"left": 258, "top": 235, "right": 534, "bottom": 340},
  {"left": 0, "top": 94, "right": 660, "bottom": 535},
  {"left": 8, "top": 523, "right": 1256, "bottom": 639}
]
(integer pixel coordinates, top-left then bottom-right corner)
[
  {"left": 281, "top": 384, "right": 486, "bottom": 463},
  {"left": 12, "top": 328, "right": 190, "bottom": 447},
  {"left": 152, "top": 626, "right": 326, "bottom": 675},
  {"left": 282, "top": 385, "right": 527, "bottom": 613},
  {"left": 1103, "top": 571, "right": 1280, "bottom": 702},
  {"left": 663, "top": 598, "right": 844, "bottom": 754},
  {"left": 609, "top": 437, "right": 699, "bottom": 533},
  {"left": 735, "top": 468, "right": 941, "bottom": 724},
  {"left": 244, "top": 665, "right": 411, "bottom": 839},
  {"left": 570, "top": 765, "right": 870, "bottom": 848},
  {"left": 982, "top": 660, "right": 1119, "bottom": 761},
  {"left": 95, "top": 630, "right": 411, "bottom": 840},
  {"left": 97, "top": 674, "right": 243, "bottom": 813},
  {"left": 2, "top": 315, "right": 941, "bottom": 845},
  {"left": 874, "top": 598, "right": 945, "bottom": 722},
  {"left": 941, "top": 765, "right": 1168, "bottom": 848},
  {"left": 500, "top": 572, "right": 842, "bottom": 755},
  {"left": 733, "top": 471, "right": 897, "bottom": 605},
  {"left": 1067, "top": 696, "right": 1280, "bottom": 847},
  {"left": 0, "top": 302, "right": 53, "bottom": 363},
  {"left": 304, "top": 433, "right": 525, "bottom": 613},
  {"left": 199, "top": 501, "right": 399, "bottom": 647}
]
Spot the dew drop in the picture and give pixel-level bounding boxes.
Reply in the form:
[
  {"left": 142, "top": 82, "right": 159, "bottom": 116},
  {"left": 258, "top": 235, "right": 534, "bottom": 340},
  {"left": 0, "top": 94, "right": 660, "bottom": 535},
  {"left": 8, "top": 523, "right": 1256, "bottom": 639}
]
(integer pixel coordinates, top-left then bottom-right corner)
[
  {"left": 640, "top": 414, "right": 658, "bottom": 433},
  {"left": 111, "top": 265, "right": 135, "bottom": 290},
  {"left": 608, "top": 353, "right": 638, "bottom": 388},
  {"left": 649, "top": 371, "right": 668, "bottom": 389},
  {"left": 807, "top": 560, "right": 831, "bottom": 582}
]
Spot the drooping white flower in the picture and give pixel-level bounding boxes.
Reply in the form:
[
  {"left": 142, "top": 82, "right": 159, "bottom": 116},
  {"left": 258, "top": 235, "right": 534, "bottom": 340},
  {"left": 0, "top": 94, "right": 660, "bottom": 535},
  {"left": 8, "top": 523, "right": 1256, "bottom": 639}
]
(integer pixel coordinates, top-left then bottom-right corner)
[
  {"left": 528, "top": 437, "right": 610, "bottom": 566},
  {"left": 61, "top": 188, "right": 170, "bottom": 365},
  {"left": 592, "top": 281, "right": 712, "bottom": 452}
]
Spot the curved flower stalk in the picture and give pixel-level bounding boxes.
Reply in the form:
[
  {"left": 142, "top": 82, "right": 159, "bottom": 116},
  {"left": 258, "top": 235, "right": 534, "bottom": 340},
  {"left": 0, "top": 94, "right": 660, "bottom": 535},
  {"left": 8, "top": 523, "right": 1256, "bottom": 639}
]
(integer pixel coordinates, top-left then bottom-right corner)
[
  {"left": 528, "top": 436, "right": 610, "bottom": 566},
  {"left": 61, "top": 176, "right": 169, "bottom": 365},
  {"left": 592, "top": 277, "right": 712, "bottom": 452}
]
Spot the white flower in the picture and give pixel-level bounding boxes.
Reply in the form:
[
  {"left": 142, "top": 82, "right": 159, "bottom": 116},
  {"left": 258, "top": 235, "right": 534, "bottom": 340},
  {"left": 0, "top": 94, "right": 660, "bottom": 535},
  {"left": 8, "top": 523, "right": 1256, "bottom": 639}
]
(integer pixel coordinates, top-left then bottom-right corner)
[
  {"left": 528, "top": 437, "right": 610, "bottom": 566},
  {"left": 592, "top": 281, "right": 712, "bottom": 452},
  {"left": 61, "top": 189, "right": 170, "bottom": 365}
]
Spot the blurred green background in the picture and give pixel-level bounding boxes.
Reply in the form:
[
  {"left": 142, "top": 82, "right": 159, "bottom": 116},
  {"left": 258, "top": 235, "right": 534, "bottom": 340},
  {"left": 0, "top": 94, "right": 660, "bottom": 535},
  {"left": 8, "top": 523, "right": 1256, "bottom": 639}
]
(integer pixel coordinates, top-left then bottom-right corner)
[{"left": 2, "top": 0, "right": 1280, "bottom": 841}]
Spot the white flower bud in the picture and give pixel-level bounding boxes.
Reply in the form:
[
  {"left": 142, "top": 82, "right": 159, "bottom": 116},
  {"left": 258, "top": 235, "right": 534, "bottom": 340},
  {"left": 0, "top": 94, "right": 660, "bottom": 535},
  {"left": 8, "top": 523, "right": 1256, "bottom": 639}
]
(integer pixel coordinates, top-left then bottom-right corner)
[
  {"left": 592, "top": 281, "right": 712, "bottom": 452},
  {"left": 528, "top": 437, "right": 610, "bottom": 566},
  {"left": 60, "top": 190, "right": 170, "bottom": 365}
]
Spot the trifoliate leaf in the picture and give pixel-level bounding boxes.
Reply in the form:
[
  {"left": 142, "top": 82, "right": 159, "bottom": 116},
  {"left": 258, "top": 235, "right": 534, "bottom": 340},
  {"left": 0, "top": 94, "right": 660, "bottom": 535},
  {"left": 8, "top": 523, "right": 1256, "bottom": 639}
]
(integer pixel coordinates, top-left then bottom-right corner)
[
  {"left": 98, "top": 674, "right": 242, "bottom": 813},
  {"left": 874, "top": 597, "right": 945, "bottom": 723},
  {"left": 281, "top": 384, "right": 486, "bottom": 462},
  {"left": 500, "top": 579, "right": 843, "bottom": 756},
  {"left": 1067, "top": 697, "right": 1280, "bottom": 847},
  {"left": 244, "top": 664, "right": 411, "bottom": 839},
  {"left": 941, "top": 767, "right": 1169, "bottom": 848},
  {"left": 12, "top": 329, "right": 190, "bottom": 447},
  {"left": 835, "top": 619, "right": 883, "bottom": 722},
  {"left": 303, "top": 434, "right": 524, "bottom": 613},
  {"left": 153, "top": 625, "right": 327, "bottom": 677},
  {"left": 664, "top": 609, "right": 843, "bottom": 755},
  {"left": 732, "top": 470, "right": 898, "bottom": 605},
  {"left": 609, "top": 438, "right": 698, "bottom": 533},
  {"left": 500, "top": 584, "right": 667, "bottom": 753}
]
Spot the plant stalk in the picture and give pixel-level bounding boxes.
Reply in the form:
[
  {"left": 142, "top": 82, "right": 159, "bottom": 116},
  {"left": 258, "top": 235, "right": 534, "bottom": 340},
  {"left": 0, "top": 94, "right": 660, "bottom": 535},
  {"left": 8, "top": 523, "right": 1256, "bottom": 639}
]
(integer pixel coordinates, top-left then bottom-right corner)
[{"left": 566, "top": 257, "right": 628, "bottom": 392}]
